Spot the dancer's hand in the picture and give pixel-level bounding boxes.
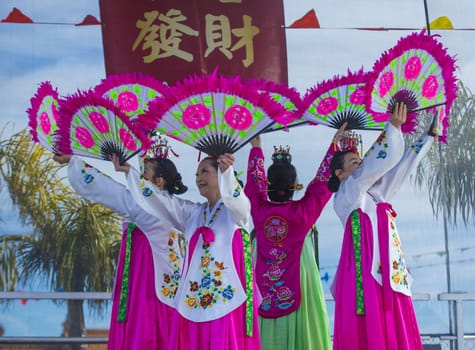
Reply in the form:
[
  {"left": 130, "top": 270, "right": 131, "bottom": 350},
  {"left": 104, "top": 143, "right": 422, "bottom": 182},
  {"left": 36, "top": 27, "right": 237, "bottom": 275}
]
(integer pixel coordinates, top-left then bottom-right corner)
[
  {"left": 333, "top": 122, "right": 349, "bottom": 144},
  {"left": 390, "top": 102, "right": 407, "bottom": 129},
  {"left": 217, "top": 153, "right": 235, "bottom": 173},
  {"left": 53, "top": 153, "right": 72, "bottom": 164},
  {"left": 250, "top": 134, "right": 261, "bottom": 148},
  {"left": 110, "top": 153, "right": 131, "bottom": 173}
]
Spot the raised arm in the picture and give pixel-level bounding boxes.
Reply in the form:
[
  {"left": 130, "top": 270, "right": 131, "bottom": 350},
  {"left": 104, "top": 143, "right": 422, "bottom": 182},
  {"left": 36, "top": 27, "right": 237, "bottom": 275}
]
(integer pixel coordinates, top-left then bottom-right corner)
[
  {"left": 126, "top": 166, "right": 198, "bottom": 232},
  {"left": 218, "top": 153, "right": 251, "bottom": 229},
  {"left": 244, "top": 135, "right": 267, "bottom": 201},
  {"left": 65, "top": 155, "right": 162, "bottom": 229},
  {"left": 369, "top": 132, "right": 434, "bottom": 201}
]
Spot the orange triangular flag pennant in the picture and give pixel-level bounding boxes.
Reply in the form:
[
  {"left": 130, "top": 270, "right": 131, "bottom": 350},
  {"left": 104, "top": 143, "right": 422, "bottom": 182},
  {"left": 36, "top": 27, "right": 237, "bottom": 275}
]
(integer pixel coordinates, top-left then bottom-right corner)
[
  {"left": 289, "top": 9, "right": 320, "bottom": 28},
  {"left": 75, "top": 14, "right": 101, "bottom": 26},
  {"left": 1, "top": 7, "right": 33, "bottom": 23}
]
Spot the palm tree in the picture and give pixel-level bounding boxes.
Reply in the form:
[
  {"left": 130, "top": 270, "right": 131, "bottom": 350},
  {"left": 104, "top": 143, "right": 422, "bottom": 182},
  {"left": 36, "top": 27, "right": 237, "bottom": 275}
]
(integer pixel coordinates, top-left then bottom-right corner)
[
  {"left": 406, "top": 82, "right": 475, "bottom": 345},
  {"left": 409, "top": 82, "right": 474, "bottom": 226},
  {"left": 0, "top": 128, "right": 122, "bottom": 349}
]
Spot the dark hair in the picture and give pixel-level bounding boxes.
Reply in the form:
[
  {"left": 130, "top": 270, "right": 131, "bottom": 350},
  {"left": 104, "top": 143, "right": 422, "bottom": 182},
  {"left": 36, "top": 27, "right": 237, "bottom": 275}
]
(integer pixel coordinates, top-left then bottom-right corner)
[
  {"left": 328, "top": 150, "right": 354, "bottom": 193},
  {"left": 201, "top": 156, "right": 218, "bottom": 170},
  {"left": 267, "top": 160, "right": 297, "bottom": 202},
  {"left": 148, "top": 158, "right": 188, "bottom": 195}
]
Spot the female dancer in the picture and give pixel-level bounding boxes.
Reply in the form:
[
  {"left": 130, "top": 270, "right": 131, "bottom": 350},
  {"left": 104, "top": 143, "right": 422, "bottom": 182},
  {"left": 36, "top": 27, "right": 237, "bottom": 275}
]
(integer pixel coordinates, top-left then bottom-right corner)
[
  {"left": 328, "top": 102, "right": 436, "bottom": 349},
  {"left": 243, "top": 125, "right": 345, "bottom": 350},
  {"left": 123, "top": 153, "right": 261, "bottom": 350},
  {"left": 54, "top": 152, "right": 187, "bottom": 350}
]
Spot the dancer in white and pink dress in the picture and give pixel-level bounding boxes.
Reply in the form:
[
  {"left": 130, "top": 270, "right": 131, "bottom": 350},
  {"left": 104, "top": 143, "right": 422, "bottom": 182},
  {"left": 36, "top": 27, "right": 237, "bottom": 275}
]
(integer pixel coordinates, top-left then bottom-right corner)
[
  {"left": 54, "top": 153, "right": 187, "bottom": 350},
  {"left": 125, "top": 153, "right": 261, "bottom": 350},
  {"left": 328, "top": 102, "right": 438, "bottom": 350}
]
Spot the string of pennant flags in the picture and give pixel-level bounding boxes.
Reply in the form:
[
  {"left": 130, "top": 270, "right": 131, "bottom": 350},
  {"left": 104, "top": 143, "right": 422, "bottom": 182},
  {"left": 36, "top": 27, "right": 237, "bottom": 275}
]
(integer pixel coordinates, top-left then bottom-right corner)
[{"left": 2, "top": 7, "right": 474, "bottom": 31}]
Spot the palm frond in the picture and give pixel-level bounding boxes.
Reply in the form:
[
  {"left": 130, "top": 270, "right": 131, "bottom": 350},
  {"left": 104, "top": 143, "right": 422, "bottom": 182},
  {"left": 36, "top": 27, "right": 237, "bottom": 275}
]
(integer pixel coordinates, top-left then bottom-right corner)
[{"left": 407, "top": 81, "right": 475, "bottom": 227}]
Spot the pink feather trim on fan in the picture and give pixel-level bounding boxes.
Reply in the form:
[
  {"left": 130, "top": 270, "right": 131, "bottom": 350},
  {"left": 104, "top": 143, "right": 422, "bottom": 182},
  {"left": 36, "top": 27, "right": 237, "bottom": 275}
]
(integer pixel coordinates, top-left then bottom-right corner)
[
  {"left": 94, "top": 72, "right": 169, "bottom": 118},
  {"left": 140, "top": 70, "right": 286, "bottom": 131},
  {"left": 365, "top": 30, "right": 458, "bottom": 134},
  {"left": 248, "top": 78, "right": 305, "bottom": 131},
  {"left": 57, "top": 89, "right": 151, "bottom": 162},
  {"left": 27, "top": 81, "right": 60, "bottom": 147}
]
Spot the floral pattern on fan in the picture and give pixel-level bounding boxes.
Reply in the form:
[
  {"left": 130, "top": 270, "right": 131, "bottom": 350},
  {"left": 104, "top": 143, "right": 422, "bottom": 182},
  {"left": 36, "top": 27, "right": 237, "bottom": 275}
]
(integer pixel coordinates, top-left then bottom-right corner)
[
  {"left": 57, "top": 90, "right": 151, "bottom": 164},
  {"left": 300, "top": 69, "right": 385, "bottom": 130},
  {"left": 95, "top": 72, "right": 169, "bottom": 119},
  {"left": 138, "top": 71, "right": 286, "bottom": 156},
  {"left": 366, "top": 31, "right": 458, "bottom": 133},
  {"left": 27, "top": 81, "right": 61, "bottom": 153}
]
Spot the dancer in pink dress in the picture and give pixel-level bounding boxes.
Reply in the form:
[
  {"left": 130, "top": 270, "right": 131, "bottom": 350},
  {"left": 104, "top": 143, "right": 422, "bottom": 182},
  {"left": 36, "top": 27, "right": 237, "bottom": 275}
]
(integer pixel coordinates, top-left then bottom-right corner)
[
  {"left": 244, "top": 127, "right": 344, "bottom": 350},
  {"left": 125, "top": 153, "right": 261, "bottom": 350},
  {"left": 54, "top": 152, "right": 187, "bottom": 350},
  {"left": 328, "top": 102, "right": 438, "bottom": 350}
]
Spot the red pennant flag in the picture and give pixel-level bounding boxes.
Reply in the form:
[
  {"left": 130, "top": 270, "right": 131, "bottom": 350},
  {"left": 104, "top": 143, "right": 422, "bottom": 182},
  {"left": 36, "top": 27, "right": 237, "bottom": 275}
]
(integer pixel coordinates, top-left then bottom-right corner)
[
  {"left": 75, "top": 14, "right": 101, "bottom": 26},
  {"left": 1, "top": 7, "right": 33, "bottom": 23},
  {"left": 289, "top": 9, "right": 320, "bottom": 28}
]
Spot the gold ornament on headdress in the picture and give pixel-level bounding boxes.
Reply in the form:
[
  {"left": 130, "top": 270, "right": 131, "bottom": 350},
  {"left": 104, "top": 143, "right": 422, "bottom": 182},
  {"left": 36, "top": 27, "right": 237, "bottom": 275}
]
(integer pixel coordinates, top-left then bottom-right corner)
[
  {"left": 334, "top": 130, "right": 363, "bottom": 156},
  {"left": 139, "top": 134, "right": 179, "bottom": 172},
  {"left": 145, "top": 134, "right": 179, "bottom": 159}
]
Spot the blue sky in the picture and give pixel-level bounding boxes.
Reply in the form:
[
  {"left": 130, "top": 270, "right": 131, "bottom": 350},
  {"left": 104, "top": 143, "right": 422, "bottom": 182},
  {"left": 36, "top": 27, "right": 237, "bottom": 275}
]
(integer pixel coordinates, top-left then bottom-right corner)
[{"left": 0, "top": 0, "right": 474, "bottom": 337}]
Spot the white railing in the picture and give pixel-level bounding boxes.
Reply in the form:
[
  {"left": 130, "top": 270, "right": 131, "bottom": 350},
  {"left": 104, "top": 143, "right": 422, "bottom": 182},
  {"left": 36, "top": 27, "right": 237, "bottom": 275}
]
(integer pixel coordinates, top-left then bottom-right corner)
[{"left": 0, "top": 292, "right": 474, "bottom": 349}]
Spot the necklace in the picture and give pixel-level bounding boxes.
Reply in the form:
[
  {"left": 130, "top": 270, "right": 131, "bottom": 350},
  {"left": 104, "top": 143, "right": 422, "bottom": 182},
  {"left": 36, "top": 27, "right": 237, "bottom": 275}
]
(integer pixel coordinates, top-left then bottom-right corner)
[{"left": 203, "top": 201, "right": 224, "bottom": 226}]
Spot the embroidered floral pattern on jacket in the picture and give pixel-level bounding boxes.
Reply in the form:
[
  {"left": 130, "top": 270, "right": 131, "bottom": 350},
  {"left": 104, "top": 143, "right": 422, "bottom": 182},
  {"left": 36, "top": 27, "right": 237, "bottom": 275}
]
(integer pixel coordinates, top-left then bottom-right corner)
[
  {"left": 366, "top": 130, "right": 389, "bottom": 159},
  {"left": 248, "top": 156, "right": 267, "bottom": 191},
  {"left": 161, "top": 229, "right": 182, "bottom": 300},
  {"left": 260, "top": 247, "right": 296, "bottom": 312},
  {"left": 233, "top": 185, "right": 242, "bottom": 198},
  {"left": 314, "top": 149, "right": 334, "bottom": 182},
  {"left": 264, "top": 216, "right": 288, "bottom": 243},
  {"left": 410, "top": 137, "right": 424, "bottom": 154},
  {"left": 183, "top": 240, "right": 236, "bottom": 310},
  {"left": 80, "top": 163, "right": 98, "bottom": 184},
  {"left": 138, "top": 176, "right": 155, "bottom": 197}
]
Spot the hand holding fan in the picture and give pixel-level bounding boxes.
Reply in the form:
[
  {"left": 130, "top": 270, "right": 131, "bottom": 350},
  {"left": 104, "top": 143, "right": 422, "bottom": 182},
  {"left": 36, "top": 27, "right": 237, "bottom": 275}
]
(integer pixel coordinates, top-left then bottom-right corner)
[
  {"left": 27, "top": 81, "right": 61, "bottom": 153},
  {"left": 57, "top": 90, "right": 151, "bottom": 164},
  {"left": 94, "top": 72, "right": 169, "bottom": 119},
  {"left": 247, "top": 79, "right": 306, "bottom": 132},
  {"left": 366, "top": 31, "right": 457, "bottom": 133},
  {"left": 138, "top": 72, "right": 286, "bottom": 157},
  {"left": 300, "top": 69, "right": 384, "bottom": 130}
]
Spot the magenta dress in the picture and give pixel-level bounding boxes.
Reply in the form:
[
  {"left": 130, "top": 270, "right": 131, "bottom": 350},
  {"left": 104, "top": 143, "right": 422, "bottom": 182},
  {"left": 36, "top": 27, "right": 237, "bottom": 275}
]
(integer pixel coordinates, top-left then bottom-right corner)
[
  {"left": 108, "top": 224, "right": 175, "bottom": 349},
  {"left": 244, "top": 144, "right": 334, "bottom": 350},
  {"left": 332, "top": 124, "right": 434, "bottom": 350}
]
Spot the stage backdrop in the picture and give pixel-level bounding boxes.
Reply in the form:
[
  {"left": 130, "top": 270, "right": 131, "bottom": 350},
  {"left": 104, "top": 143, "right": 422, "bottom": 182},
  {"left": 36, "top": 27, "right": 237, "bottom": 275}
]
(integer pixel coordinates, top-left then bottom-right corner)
[{"left": 99, "top": 0, "right": 288, "bottom": 84}]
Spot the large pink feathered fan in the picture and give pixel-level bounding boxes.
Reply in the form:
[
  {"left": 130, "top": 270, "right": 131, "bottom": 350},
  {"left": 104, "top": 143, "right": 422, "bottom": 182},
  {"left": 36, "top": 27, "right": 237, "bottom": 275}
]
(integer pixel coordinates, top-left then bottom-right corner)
[
  {"left": 27, "top": 81, "right": 61, "bottom": 153},
  {"left": 366, "top": 31, "right": 457, "bottom": 133},
  {"left": 57, "top": 90, "right": 151, "bottom": 164},
  {"left": 94, "top": 72, "right": 169, "bottom": 119},
  {"left": 138, "top": 72, "right": 286, "bottom": 156},
  {"left": 300, "top": 69, "right": 385, "bottom": 130},
  {"left": 247, "top": 79, "right": 306, "bottom": 132}
]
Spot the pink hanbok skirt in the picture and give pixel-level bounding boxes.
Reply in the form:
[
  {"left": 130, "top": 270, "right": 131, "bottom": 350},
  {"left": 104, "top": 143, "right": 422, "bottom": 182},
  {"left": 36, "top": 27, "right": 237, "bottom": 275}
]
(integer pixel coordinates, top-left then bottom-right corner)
[
  {"left": 108, "top": 225, "right": 175, "bottom": 350},
  {"left": 331, "top": 208, "right": 423, "bottom": 350}
]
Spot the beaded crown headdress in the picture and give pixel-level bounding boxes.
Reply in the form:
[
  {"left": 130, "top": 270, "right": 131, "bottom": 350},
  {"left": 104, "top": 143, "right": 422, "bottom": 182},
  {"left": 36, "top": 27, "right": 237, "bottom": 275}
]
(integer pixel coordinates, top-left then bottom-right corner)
[
  {"left": 272, "top": 145, "right": 292, "bottom": 163},
  {"left": 139, "top": 133, "right": 178, "bottom": 171},
  {"left": 335, "top": 130, "right": 364, "bottom": 157},
  {"left": 146, "top": 134, "right": 172, "bottom": 159}
]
